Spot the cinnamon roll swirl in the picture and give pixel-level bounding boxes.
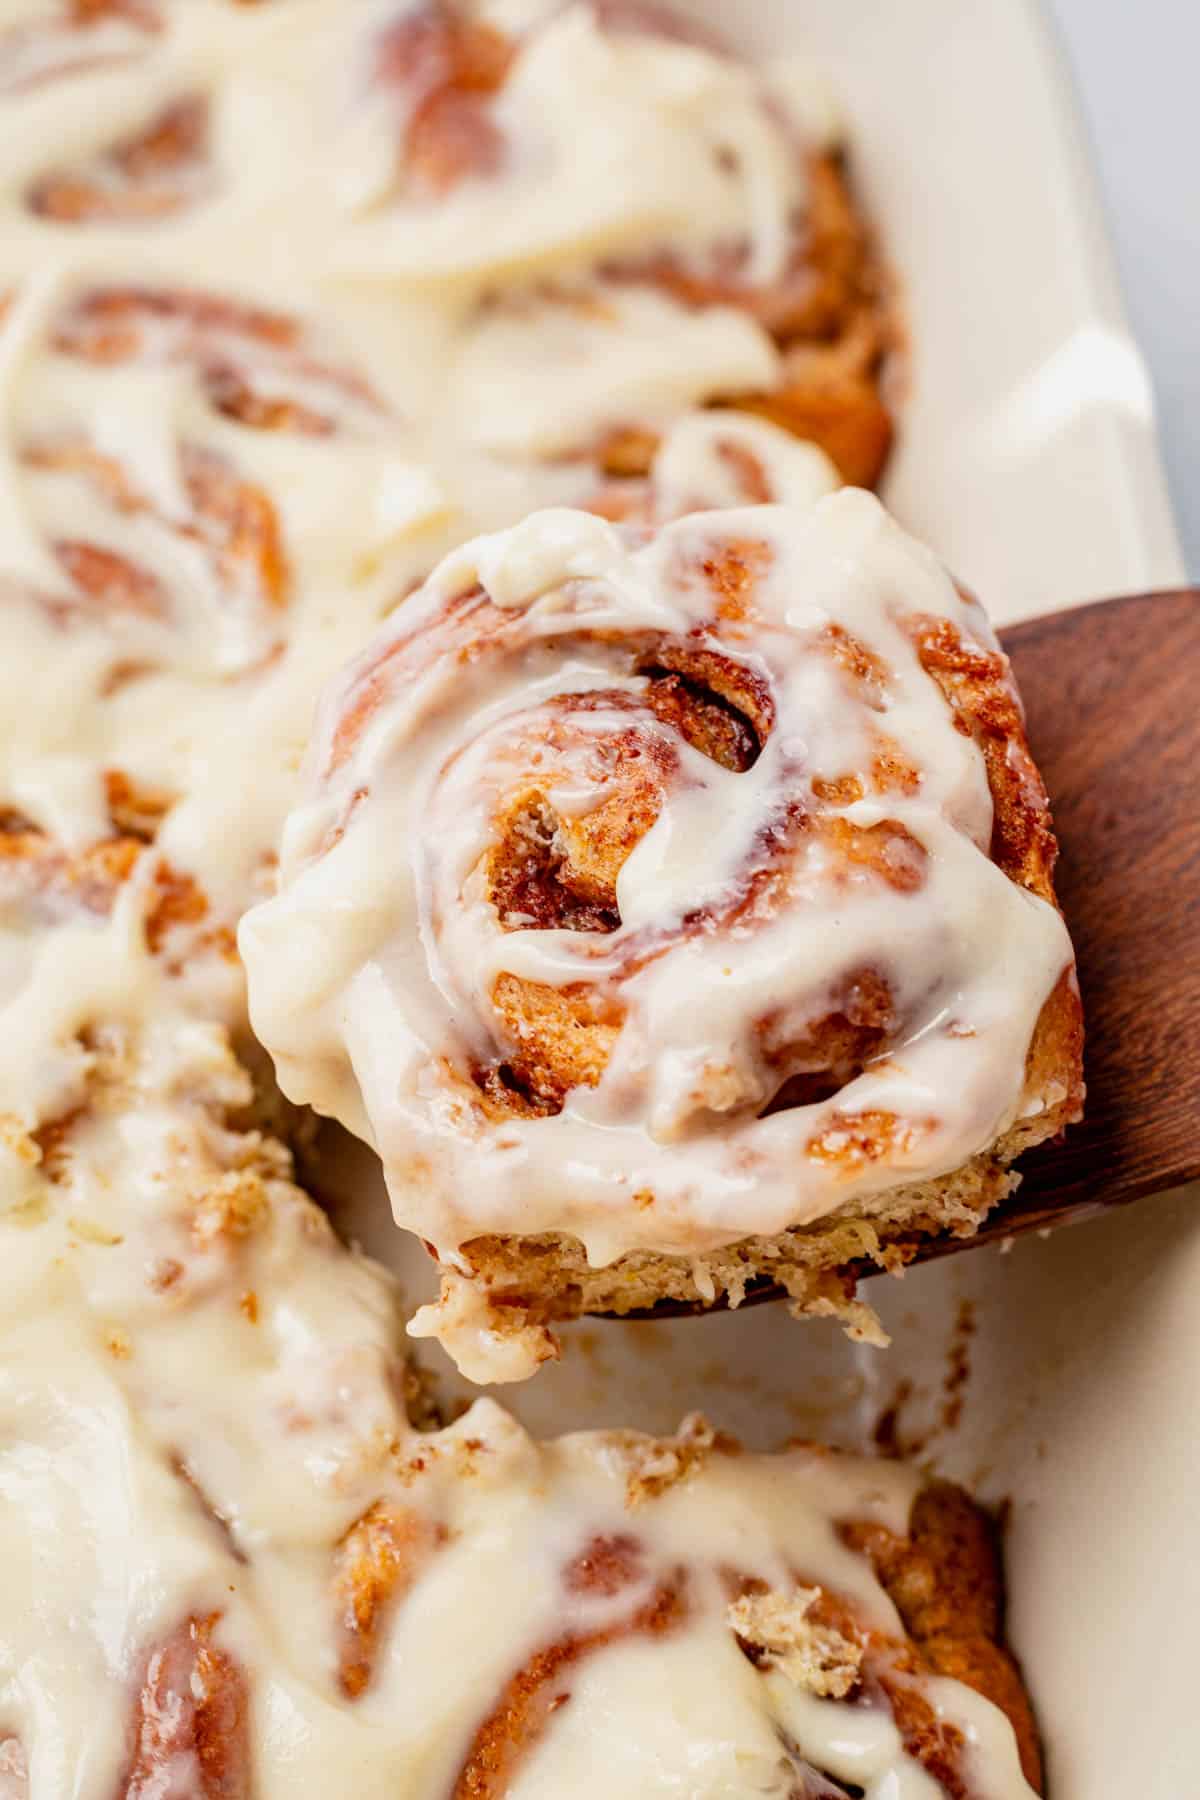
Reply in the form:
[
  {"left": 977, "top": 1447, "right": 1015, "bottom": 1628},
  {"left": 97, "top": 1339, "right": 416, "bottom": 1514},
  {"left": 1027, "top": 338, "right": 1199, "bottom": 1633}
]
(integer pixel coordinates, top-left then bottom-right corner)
[
  {"left": 342, "top": 0, "right": 895, "bottom": 490},
  {"left": 240, "top": 491, "right": 1083, "bottom": 1382}
]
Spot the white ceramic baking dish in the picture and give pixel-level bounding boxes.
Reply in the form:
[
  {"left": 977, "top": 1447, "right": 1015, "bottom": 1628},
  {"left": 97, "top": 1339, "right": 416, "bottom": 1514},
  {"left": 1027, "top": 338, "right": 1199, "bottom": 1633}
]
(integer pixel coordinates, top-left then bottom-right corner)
[{"left": 331, "top": 3, "right": 1191, "bottom": 1792}]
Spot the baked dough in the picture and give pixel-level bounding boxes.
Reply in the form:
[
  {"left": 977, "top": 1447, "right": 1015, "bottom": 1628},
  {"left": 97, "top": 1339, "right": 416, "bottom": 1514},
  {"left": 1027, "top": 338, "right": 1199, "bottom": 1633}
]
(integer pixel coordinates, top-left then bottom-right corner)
[{"left": 241, "top": 494, "right": 1083, "bottom": 1382}]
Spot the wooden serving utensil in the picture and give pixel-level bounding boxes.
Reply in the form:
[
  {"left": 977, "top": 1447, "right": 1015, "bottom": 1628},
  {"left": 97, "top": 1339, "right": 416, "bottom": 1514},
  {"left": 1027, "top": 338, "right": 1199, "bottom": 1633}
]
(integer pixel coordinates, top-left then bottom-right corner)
[{"left": 621, "top": 589, "right": 1200, "bottom": 1317}]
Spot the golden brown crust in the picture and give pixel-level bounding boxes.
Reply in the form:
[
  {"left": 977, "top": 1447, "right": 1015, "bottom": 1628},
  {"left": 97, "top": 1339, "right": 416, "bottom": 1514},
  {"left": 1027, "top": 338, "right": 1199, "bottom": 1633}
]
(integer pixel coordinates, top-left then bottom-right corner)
[
  {"left": 0, "top": 824, "right": 236, "bottom": 978},
  {"left": 909, "top": 614, "right": 1057, "bottom": 898},
  {"left": 373, "top": 3, "right": 515, "bottom": 199},
  {"left": 28, "top": 94, "right": 209, "bottom": 222},
  {"left": 842, "top": 1481, "right": 1043, "bottom": 1792},
  {"left": 451, "top": 1540, "right": 689, "bottom": 1797},
  {"left": 438, "top": 1141, "right": 1014, "bottom": 1328},
  {"left": 717, "top": 1469, "right": 1040, "bottom": 1795},
  {"left": 117, "top": 1614, "right": 251, "bottom": 1800},
  {"left": 597, "top": 147, "right": 896, "bottom": 490},
  {"left": 334, "top": 1501, "right": 444, "bottom": 1699}
]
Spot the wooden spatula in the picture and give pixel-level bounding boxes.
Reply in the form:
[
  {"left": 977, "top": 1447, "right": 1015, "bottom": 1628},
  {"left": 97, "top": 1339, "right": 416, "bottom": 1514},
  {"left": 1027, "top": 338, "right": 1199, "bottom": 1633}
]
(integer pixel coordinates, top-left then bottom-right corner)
[
  {"left": 626, "top": 588, "right": 1200, "bottom": 1316},
  {"left": 931, "top": 588, "right": 1200, "bottom": 1242}
]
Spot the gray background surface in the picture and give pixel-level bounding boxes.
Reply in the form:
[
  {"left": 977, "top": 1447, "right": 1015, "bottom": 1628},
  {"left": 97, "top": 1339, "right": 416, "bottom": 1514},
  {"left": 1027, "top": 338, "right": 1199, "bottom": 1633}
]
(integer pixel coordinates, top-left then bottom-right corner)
[{"left": 1047, "top": 0, "right": 1198, "bottom": 576}]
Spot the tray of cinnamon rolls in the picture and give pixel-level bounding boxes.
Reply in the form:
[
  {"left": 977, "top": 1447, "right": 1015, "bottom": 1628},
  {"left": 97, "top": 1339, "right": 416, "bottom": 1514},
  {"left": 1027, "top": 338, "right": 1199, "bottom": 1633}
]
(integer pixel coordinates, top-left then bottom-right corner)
[{"left": 0, "top": 2, "right": 1187, "bottom": 1796}]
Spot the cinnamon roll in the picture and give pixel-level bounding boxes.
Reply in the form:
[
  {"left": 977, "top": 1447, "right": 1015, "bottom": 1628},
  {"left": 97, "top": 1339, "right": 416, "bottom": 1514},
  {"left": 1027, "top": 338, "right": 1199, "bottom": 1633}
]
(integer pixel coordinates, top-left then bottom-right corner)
[
  {"left": 240, "top": 492, "right": 1083, "bottom": 1382},
  {"left": 0, "top": 1290, "right": 1044, "bottom": 1798}
]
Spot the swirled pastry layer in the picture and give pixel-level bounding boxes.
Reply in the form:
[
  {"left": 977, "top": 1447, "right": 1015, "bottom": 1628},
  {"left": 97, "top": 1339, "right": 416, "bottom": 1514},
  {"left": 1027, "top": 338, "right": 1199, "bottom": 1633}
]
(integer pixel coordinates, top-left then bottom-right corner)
[{"left": 241, "top": 493, "right": 1082, "bottom": 1379}]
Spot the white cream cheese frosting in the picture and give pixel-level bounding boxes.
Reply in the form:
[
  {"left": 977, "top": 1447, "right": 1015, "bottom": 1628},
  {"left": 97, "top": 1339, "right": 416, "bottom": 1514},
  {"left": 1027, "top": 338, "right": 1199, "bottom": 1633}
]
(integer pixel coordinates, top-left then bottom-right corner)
[{"left": 240, "top": 493, "right": 1074, "bottom": 1272}]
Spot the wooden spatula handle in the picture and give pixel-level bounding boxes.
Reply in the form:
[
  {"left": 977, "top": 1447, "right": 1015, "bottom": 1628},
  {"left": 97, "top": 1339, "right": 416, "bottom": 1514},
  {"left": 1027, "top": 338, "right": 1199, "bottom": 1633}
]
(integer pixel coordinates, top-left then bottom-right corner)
[{"left": 941, "top": 587, "right": 1200, "bottom": 1250}]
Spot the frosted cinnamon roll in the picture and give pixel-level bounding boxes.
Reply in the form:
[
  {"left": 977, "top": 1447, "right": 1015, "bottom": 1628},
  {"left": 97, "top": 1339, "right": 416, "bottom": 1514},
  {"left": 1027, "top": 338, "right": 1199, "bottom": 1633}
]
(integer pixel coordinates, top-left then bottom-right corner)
[
  {"left": 240, "top": 491, "right": 1083, "bottom": 1382},
  {"left": 0, "top": 1272, "right": 1046, "bottom": 1799},
  {"left": 0, "top": 271, "right": 418, "bottom": 935},
  {"left": 341, "top": 0, "right": 894, "bottom": 489},
  {"left": 9, "top": 279, "right": 386, "bottom": 667}
]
